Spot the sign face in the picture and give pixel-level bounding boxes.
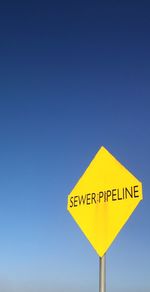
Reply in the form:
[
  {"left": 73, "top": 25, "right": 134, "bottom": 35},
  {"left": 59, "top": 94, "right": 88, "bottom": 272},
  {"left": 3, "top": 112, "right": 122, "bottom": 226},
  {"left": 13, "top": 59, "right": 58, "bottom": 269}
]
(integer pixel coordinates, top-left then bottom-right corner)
[{"left": 67, "top": 146, "right": 143, "bottom": 257}]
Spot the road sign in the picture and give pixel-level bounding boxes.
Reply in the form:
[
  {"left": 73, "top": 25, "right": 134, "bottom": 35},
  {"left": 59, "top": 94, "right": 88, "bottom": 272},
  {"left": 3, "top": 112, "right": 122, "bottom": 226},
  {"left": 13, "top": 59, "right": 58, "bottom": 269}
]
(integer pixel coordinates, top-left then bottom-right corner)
[{"left": 67, "top": 146, "right": 143, "bottom": 257}]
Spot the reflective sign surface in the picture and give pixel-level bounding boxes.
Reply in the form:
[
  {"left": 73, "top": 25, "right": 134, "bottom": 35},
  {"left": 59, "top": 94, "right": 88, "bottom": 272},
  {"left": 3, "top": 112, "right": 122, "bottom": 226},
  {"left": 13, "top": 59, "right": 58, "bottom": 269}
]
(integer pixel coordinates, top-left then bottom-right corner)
[{"left": 67, "top": 147, "right": 143, "bottom": 257}]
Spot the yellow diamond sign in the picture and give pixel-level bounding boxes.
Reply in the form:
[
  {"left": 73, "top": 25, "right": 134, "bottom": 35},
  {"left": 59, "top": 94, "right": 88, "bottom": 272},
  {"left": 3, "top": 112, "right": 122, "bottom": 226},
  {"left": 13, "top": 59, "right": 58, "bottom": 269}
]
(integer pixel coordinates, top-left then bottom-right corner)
[{"left": 67, "top": 146, "right": 143, "bottom": 257}]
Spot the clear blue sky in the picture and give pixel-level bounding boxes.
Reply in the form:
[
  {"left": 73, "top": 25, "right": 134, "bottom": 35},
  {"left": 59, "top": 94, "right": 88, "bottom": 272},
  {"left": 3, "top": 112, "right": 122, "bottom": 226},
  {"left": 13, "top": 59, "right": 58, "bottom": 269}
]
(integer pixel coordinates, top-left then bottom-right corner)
[{"left": 0, "top": 1, "right": 149, "bottom": 291}]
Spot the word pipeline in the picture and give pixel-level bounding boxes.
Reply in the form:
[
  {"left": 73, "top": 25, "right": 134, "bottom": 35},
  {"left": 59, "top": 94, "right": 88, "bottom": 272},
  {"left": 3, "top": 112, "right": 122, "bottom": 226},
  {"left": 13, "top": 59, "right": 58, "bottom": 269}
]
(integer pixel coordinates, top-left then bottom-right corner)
[{"left": 69, "top": 185, "right": 140, "bottom": 208}]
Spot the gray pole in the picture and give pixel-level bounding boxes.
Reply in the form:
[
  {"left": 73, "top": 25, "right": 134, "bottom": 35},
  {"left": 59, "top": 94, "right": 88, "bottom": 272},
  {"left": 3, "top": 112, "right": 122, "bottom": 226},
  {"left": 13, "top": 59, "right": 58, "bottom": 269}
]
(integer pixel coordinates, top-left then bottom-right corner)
[{"left": 99, "top": 254, "right": 106, "bottom": 292}]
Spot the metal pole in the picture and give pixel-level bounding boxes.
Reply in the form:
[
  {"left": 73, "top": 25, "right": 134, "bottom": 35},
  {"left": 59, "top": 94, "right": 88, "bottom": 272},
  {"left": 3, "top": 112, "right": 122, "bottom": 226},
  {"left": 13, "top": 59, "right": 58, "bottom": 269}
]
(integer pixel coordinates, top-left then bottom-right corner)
[{"left": 99, "top": 254, "right": 106, "bottom": 292}]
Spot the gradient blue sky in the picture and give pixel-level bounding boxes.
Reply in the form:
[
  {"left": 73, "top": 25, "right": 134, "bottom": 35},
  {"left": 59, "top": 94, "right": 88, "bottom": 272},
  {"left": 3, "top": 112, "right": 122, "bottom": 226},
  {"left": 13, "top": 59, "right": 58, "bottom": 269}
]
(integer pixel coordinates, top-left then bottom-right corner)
[{"left": 0, "top": 1, "right": 149, "bottom": 291}]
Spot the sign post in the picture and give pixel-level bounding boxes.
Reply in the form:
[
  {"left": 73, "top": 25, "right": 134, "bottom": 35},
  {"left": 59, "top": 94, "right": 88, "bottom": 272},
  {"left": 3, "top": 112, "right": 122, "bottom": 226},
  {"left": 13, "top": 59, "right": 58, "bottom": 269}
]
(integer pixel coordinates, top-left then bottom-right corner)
[
  {"left": 100, "top": 255, "right": 106, "bottom": 292},
  {"left": 67, "top": 146, "right": 143, "bottom": 291}
]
